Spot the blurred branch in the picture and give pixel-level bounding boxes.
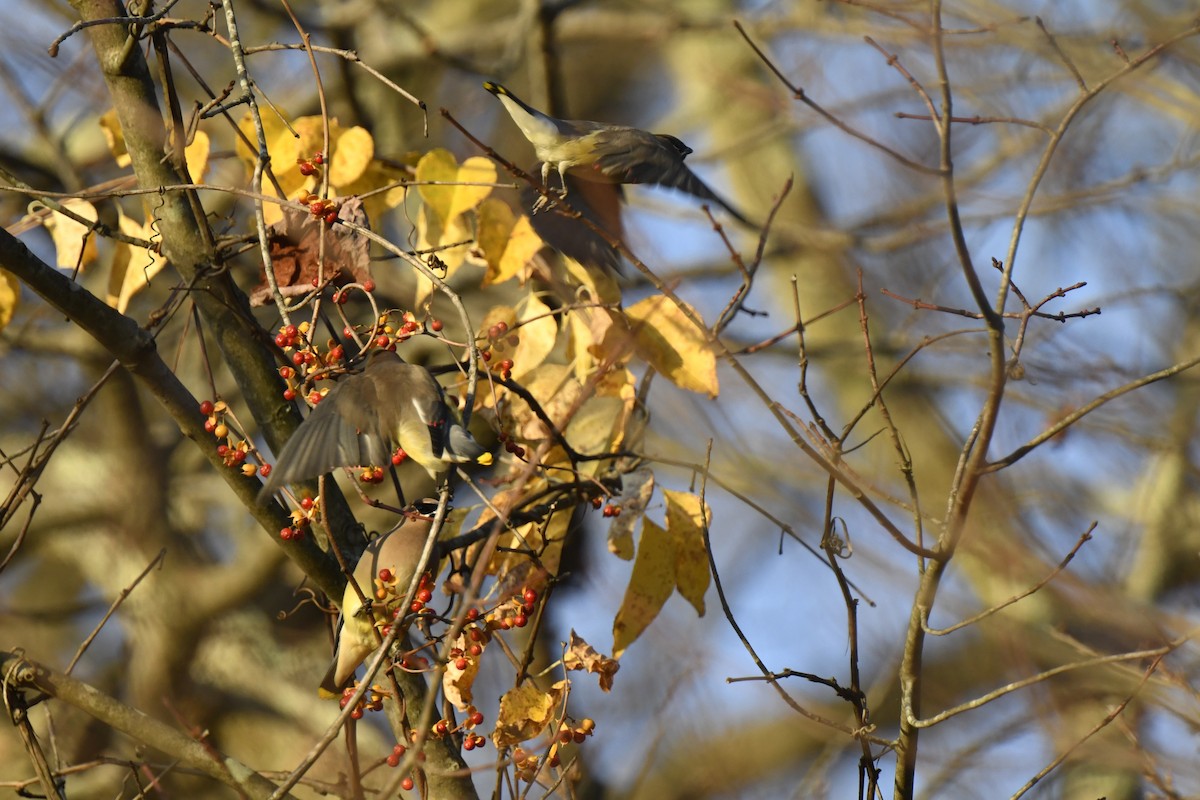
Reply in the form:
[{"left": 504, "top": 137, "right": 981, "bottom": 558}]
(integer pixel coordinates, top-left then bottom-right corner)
[{"left": 1, "top": 651, "right": 296, "bottom": 799}]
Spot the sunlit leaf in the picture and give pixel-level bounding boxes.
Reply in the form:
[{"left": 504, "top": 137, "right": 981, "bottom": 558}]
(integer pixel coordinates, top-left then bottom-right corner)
[
  {"left": 0, "top": 269, "right": 18, "bottom": 332},
  {"left": 108, "top": 208, "right": 168, "bottom": 313},
  {"left": 663, "top": 488, "right": 712, "bottom": 617},
  {"left": 416, "top": 150, "right": 495, "bottom": 225},
  {"left": 613, "top": 518, "right": 676, "bottom": 658},
  {"left": 625, "top": 294, "right": 719, "bottom": 398},
  {"left": 493, "top": 680, "right": 566, "bottom": 748},
  {"left": 607, "top": 468, "right": 654, "bottom": 560},
  {"left": 41, "top": 198, "right": 98, "bottom": 271}
]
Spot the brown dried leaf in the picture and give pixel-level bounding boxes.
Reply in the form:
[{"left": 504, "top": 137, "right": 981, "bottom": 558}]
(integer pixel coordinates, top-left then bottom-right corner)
[
  {"left": 564, "top": 630, "right": 619, "bottom": 692},
  {"left": 250, "top": 199, "right": 371, "bottom": 306}
]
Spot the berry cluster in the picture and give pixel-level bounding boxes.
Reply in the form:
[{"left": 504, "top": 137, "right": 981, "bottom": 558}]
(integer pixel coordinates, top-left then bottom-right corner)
[
  {"left": 200, "top": 399, "right": 263, "bottom": 478},
  {"left": 480, "top": 320, "right": 519, "bottom": 378}
]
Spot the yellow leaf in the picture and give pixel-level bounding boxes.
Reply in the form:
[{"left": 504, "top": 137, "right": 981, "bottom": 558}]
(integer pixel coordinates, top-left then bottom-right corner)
[
  {"left": 512, "top": 295, "right": 557, "bottom": 381},
  {"left": 452, "top": 157, "right": 498, "bottom": 219},
  {"left": 491, "top": 508, "right": 570, "bottom": 577},
  {"left": 413, "top": 205, "right": 473, "bottom": 309},
  {"left": 509, "top": 364, "right": 581, "bottom": 442},
  {"left": 416, "top": 150, "right": 496, "bottom": 225},
  {"left": 184, "top": 130, "right": 210, "bottom": 181},
  {"left": 98, "top": 109, "right": 130, "bottom": 167},
  {"left": 41, "top": 198, "right": 98, "bottom": 271},
  {"left": 663, "top": 489, "right": 711, "bottom": 617},
  {"left": 108, "top": 209, "right": 168, "bottom": 313},
  {"left": 607, "top": 468, "right": 654, "bottom": 560},
  {"left": 0, "top": 269, "right": 18, "bottom": 332},
  {"left": 624, "top": 295, "right": 719, "bottom": 398},
  {"left": 612, "top": 518, "right": 676, "bottom": 659},
  {"left": 493, "top": 681, "right": 566, "bottom": 748},
  {"left": 561, "top": 255, "right": 621, "bottom": 305},
  {"left": 327, "top": 125, "right": 374, "bottom": 187},
  {"left": 477, "top": 200, "right": 542, "bottom": 286},
  {"left": 442, "top": 631, "right": 481, "bottom": 711}
]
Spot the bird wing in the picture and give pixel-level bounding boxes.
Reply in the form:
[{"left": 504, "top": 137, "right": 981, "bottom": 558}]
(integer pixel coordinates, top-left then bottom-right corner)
[
  {"left": 588, "top": 130, "right": 751, "bottom": 225},
  {"left": 260, "top": 371, "right": 392, "bottom": 496}
]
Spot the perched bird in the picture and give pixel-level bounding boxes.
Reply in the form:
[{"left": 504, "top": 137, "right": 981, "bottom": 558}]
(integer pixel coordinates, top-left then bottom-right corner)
[
  {"left": 318, "top": 515, "right": 432, "bottom": 697},
  {"left": 259, "top": 349, "right": 490, "bottom": 502},
  {"left": 484, "top": 81, "right": 751, "bottom": 225}
]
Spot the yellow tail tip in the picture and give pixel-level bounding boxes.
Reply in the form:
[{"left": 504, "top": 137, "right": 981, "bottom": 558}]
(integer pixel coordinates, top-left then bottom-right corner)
[
  {"left": 477, "top": 452, "right": 494, "bottom": 466},
  {"left": 483, "top": 81, "right": 504, "bottom": 95}
]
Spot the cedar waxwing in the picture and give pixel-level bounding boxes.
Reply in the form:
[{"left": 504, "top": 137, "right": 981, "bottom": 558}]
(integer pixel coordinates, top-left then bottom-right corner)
[
  {"left": 260, "top": 350, "right": 491, "bottom": 501},
  {"left": 318, "top": 515, "right": 432, "bottom": 697},
  {"left": 484, "top": 81, "right": 752, "bottom": 226}
]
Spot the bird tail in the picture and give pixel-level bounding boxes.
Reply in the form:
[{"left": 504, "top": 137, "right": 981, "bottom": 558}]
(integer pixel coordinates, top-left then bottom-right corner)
[{"left": 446, "top": 423, "right": 492, "bottom": 466}]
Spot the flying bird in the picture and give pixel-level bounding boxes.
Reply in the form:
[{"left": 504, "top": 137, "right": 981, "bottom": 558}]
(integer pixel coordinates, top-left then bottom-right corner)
[{"left": 484, "top": 81, "right": 751, "bottom": 226}]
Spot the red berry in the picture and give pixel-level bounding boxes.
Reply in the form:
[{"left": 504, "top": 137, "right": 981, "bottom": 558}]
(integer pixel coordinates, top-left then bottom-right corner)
[
  {"left": 401, "top": 777, "right": 414, "bottom": 791},
  {"left": 495, "top": 321, "right": 508, "bottom": 335},
  {"left": 470, "top": 711, "right": 484, "bottom": 725},
  {"left": 259, "top": 464, "right": 272, "bottom": 477},
  {"left": 417, "top": 588, "right": 433, "bottom": 603},
  {"left": 284, "top": 324, "right": 298, "bottom": 339},
  {"left": 291, "top": 352, "right": 304, "bottom": 366},
  {"left": 279, "top": 527, "right": 293, "bottom": 540},
  {"left": 375, "top": 334, "right": 390, "bottom": 349},
  {"left": 378, "top": 568, "right": 393, "bottom": 582},
  {"left": 469, "top": 644, "right": 482, "bottom": 656},
  {"left": 362, "top": 280, "right": 375, "bottom": 293},
  {"left": 199, "top": 400, "right": 214, "bottom": 416},
  {"left": 481, "top": 350, "right": 492, "bottom": 362},
  {"left": 298, "top": 162, "right": 315, "bottom": 176},
  {"left": 283, "top": 388, "right": 295, "bottom": 401},
  {"left": 455, "top": 657, "right": 468, "bottom": 670},
  {"left": 523, "top": 588, "right": 537, "bottom": 605},
  {"left": 411, "top": 601, "right": 424, "bottom": 613},
  {"left": 313, "top": 152, "right": 325, "bottom": 165},
  {"left": 386, "top": 753, "right": 400, "bottom": 767},
  {"left": 466, "top": 608, "right": 480, "bottom": 620},
  {"left": 324, "top": 210, "right": 338, "bottom": 225},
  {"left": 300, "top": 497, "right": 314, "bottom": 510},
  {"left": 393, "top": 744, "right": 407, "bottom": 756},
  {"left": 430, "top": 319, "right": 443, "bottom": 332},
  {"left": 351, "top": 708, "right": 363, "bottom": 720},
  {"left": 464, "top": 737, "right": 476, "bottom": 751},
  {"left": 435, "top": 720, "right": 448, "bottom": 734},
  {"left": 309, "top": 391, "right": 323, "bottom": 405},
  {"left": 514, "top": 613, "right": 528, "bottom": 628},
  {"left": 278, "top": 366, "right": 294, "bottom": 379},
  {"left": 392, "top": 449, "right": 407, "bottom": 465}
]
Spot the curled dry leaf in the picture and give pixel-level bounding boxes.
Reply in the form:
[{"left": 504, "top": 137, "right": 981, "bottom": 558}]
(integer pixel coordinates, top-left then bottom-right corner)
[
  {"left": 564, "top": 630, "right": 619, "bottom": 692},
  {"left": 250, "top": 198, "right": 371, "bottom": 306}
]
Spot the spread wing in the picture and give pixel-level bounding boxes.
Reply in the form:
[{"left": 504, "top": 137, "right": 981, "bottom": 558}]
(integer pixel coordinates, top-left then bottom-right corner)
[
  {"left": 589, "top": 131, "right": 751, "bottom": 225},
  {"left": 260, "top": 374, "right": 392, "bottom": 497}
]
